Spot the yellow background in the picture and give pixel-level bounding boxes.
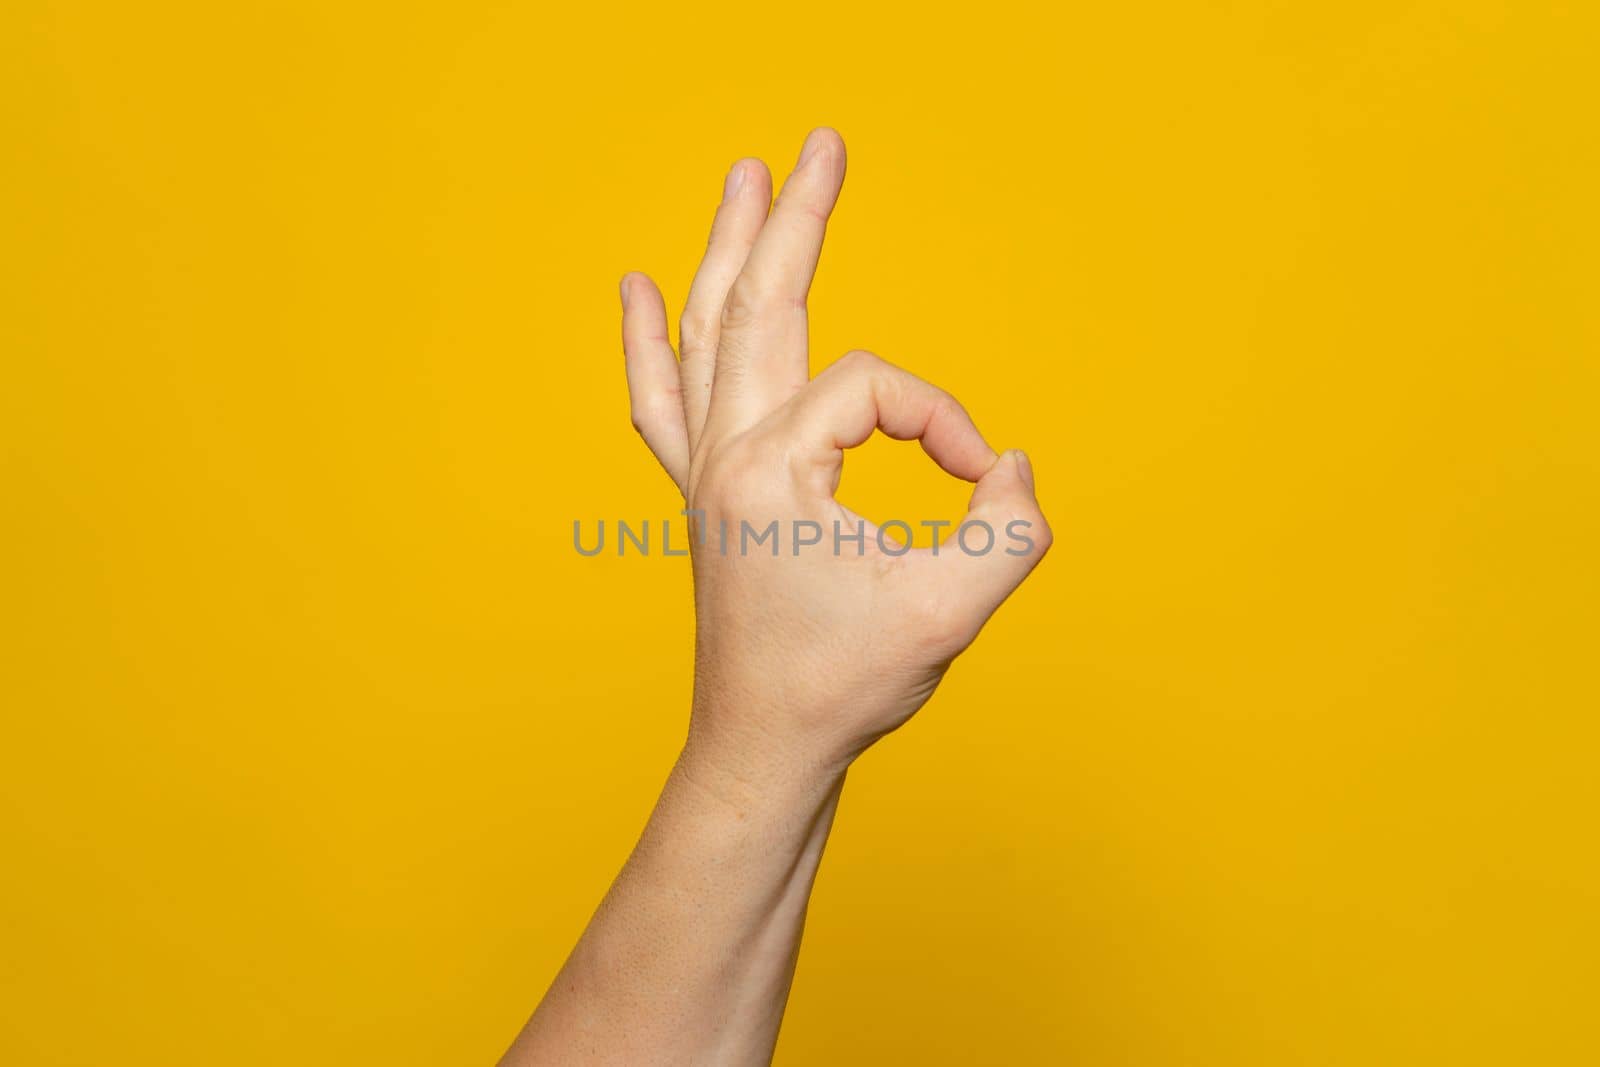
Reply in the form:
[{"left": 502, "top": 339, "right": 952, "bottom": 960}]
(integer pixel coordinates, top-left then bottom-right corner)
[{"left": 4, "top": 2, "right": 1597, "bottom": 1063}]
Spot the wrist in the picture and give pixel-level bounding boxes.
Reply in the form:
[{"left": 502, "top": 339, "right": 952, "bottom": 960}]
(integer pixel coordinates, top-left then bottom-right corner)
[{"left": 675, "top": 713, "right": 847, "bottom": 825}]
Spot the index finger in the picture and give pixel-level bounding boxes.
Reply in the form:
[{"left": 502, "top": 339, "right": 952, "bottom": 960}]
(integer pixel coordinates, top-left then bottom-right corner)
[{"left": 785, "top": 350, "right": 998, "bottom": 487}]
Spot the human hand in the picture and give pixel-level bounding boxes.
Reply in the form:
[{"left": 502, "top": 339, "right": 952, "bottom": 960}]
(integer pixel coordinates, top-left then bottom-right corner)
[{"left": 619, "top": 129, "right": 1051, "bottom": 790}]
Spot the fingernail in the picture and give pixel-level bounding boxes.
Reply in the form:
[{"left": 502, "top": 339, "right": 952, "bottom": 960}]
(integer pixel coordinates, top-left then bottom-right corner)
[
  {"left": 1013, "top": 449, "right": 1035, "bottom": 491},
  {"left": 619, "top": 273, "right": 632, "bottom": 310},
  {"left": 722, "top": 161, "right": 746, "bottom": 202},
  {"left": 797, "top": 129, "right": 829, "bottom": 168}
]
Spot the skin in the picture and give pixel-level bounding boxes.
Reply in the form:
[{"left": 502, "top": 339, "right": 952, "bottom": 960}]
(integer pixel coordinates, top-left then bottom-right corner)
[{"left": 501, "top": 128, "right": 1051, "bottom": 1065}]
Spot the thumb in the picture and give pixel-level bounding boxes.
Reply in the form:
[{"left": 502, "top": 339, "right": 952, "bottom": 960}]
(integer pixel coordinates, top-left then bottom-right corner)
[{"left": 936, "top": 449, "right": 1053, "bottom": 624}]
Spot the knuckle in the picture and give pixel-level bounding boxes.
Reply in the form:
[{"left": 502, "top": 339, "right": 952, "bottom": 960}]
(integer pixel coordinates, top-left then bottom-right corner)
[
  {"left": 628, "top": 394, "right": 678, "bottom": 437},
  {"left": 798, "top": 200, "right": 832, "bottom": 225},
  {"left": 695, "top": 439, "right": 786, "bottom": 513},
  {"left": 1033, "top": 511, "right": 1055, "bottom": 553},
  {"left": 838, "top": 348, "right": 881, "bottom": 375},
  {"left": 678, "top": 311, "right": 716, "bottom": 354},
  {"left": 1006, "top": 507, "right": 1053, "bottom": 558},
  {"left": 776, "top": 190, "right": 833, "bottom": 227},
  {"left": 926, "top": 388, "right": 960, "bottom": 425},
  {"left": 719, "top": 278, "right": 766, "bottom": 332}
]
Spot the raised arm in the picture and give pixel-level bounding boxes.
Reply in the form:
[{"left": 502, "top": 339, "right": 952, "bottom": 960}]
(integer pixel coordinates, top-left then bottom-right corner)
[{"left": 501, "top": 129, "right": 1050, "bottom": 1066}]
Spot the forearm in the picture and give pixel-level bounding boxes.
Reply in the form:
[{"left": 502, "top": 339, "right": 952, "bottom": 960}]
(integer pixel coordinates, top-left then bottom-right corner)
[
  {"left": 509, "top": 125, "right": 1049, "bottom": 1065},
  {"left": 503, "top": 738, "right": 845, "bottom": 1066}
]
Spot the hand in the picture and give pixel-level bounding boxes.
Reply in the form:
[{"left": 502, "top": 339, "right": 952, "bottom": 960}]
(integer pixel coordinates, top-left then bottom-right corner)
[
  {"left": 504, "top": 129, "right": 1052, "bottom": 1066},
  {"left": 619, "top": 128, "right": 1052, "bottom": 791}
]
